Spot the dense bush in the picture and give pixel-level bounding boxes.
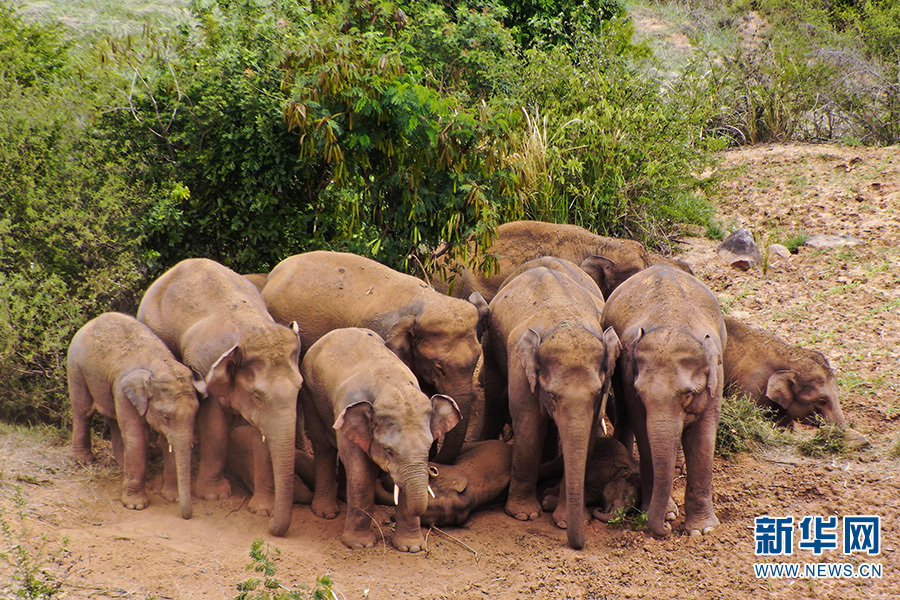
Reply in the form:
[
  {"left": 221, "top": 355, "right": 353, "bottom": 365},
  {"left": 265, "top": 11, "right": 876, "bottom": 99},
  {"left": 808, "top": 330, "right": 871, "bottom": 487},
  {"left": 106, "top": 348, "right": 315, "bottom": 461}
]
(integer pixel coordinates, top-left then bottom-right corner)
[{"left": 0, "top": 4, "right": 150, "bottom": 425}]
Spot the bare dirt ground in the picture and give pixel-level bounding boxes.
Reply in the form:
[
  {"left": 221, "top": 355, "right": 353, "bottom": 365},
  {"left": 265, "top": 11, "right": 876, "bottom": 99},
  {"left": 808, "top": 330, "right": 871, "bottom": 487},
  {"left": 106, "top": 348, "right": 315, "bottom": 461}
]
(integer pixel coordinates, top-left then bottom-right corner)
[{"left": 2, "top": 143, "right": 900, "bottom": 599}]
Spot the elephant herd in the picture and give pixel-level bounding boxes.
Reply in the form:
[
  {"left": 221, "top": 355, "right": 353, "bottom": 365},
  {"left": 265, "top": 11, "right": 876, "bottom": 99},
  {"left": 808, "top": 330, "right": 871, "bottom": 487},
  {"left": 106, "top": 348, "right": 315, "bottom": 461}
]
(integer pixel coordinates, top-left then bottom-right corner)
[{"left": 67, "top": 220, "right": 850, "bottom": 552}]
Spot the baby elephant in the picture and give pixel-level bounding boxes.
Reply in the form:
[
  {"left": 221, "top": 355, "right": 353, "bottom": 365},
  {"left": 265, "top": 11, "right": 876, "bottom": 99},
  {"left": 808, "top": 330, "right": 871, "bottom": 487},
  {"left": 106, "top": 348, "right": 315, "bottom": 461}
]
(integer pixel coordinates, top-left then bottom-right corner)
[
  {"left": 225, "top": 423, "right": 315, "bottom": 505},
  {"left": 541, "top": 436, "right": 641, "bottom": 522},
  {"left": 301, "top": 328, "right": 461, "bottom": 552},
  {"left": 68, "top": 312, "right": 204, "bottom": 519}
]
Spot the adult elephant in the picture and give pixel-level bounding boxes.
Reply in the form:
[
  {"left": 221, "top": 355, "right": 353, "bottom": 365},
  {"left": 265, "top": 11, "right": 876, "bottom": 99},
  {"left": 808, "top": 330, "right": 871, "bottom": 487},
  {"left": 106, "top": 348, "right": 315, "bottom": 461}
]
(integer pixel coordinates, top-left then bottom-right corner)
[
  {"left": 480, "top": 257, "right": 620, "bottom": 549},
  {"left": 138, "top": 258, "right": 303, "bottom": 536},
  {"left": 602, "top": 265, "right": 725, "bottom": 538},
  {"left": 263, "top": 251, "right": 485, "bottom": 464},
  {"left": 429, "top": 220, "right": 693, "bottom": 302}
]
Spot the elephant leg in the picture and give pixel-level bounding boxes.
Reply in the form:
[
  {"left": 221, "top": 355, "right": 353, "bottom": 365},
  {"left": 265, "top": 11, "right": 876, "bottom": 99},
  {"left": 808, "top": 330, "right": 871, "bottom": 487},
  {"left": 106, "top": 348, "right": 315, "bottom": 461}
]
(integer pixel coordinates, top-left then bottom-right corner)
[
  {"left": 293, "top": 449, "right": 315, "bottom": 504},
  {"left": 338, "top": 441, "right": 379, "bottom": 550},
  {"left": 248, "top": 432, "right": 276, "bottom": 517},
  {"left": 120, "top": 421, "right": 150, "bottom": 510},
  {"left": 506, "top": 392, "right": 547, "bottom": 522},
  {"left": 303, "top": 394, "right": 340, "bottom": 519},
  {"left": 109, "top": 420, "right": 125, "bottom": 467},
  {"left": 158, "top": 434, "right": 179, "bottom": 502},
  {"left": 195, "top": 399, "right": 232, "bottom": 501},
  {"left": 69, "top": 368, "right": 95, "bottom": 465},
  {"left": 611, "top": 375, "right": 634, "bottom": 456},
  {"left": 477, "top": 351, "right": 509, "bottom": 441},
  {"left": 682, "top": 413, "right": 719, "bottom": 536}
]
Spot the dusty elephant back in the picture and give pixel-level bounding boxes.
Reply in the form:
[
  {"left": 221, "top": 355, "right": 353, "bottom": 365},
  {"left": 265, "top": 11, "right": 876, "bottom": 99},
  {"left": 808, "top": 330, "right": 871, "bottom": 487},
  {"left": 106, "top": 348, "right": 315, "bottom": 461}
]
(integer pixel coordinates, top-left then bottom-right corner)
[
  {"left": 431, "top": 220, "right": 691, "bottom": 301},
  {"left": 138, "top": 258, "right": 272, "bottom": 349},
  {"left": 264, "top": 250, "right": 477, "bottom": 347}
]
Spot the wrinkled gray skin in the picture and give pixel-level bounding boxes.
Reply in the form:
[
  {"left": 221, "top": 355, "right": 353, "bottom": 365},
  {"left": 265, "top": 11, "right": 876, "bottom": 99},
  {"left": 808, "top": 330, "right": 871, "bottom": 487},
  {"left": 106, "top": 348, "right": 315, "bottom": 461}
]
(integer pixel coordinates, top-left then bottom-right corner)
[
  {"left": 723, "top": 316, "right": 846, "bottom": 428},
  {"left": 430, "top": 220, "right": 693, "bottom": 302},
  {"left": 378, "top": 440, "right": 513, "bottom": 527},
  {"left": 540, "top": 436, "right": 641, "bottom": 522},
  {"left": 602, "top": 265, "right": 725, "bottom": 538},
  {"left": 301, "top": 328, "right": 461, "bottom": 552},
  {"left": 138, "top": 258, "right": 303, "bottom": 537},
  {"left": 68, "top": 312, "right": 203, "bottom": 519},
  {"left": 225, "top": 423, "right": 315, "bottom": 504},
  {"left": 480, "top": 258, "right": 620, "bottom": 550},
  {"left": 264, "top": 251, "right": 483, "bottom": 465}
]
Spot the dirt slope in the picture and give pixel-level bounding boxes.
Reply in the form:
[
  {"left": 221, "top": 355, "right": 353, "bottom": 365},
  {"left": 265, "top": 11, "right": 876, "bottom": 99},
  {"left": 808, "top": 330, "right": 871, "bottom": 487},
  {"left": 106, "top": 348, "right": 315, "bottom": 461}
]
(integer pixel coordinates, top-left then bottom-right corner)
[{"left": 1, "top": 143, "right": 899, "bottom": 599}]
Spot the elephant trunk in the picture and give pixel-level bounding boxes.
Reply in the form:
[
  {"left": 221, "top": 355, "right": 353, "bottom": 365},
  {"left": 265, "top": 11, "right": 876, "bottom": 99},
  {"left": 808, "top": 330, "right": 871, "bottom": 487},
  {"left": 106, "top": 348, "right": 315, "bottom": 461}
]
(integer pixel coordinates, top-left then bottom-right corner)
[
  {"left": 823, "top": 402, "right": 846, "bottom": 429},
  {"left": 559, "top": 415, "right": 594, "bottom": 550},
  {"left": 262, "top": 416, "right": 297, "bottom": 537},
  {"left": 173, "top": 438, "right": 193, "bottom": 520},
  {"left": 432, "top": 381, "right": 472, "bottom": 464},
  {"left": 397, "top": 460, "right": 430, "bottom": 517},
  {"left": 647, "top": 416, "right": 680, "bottom": 537}
]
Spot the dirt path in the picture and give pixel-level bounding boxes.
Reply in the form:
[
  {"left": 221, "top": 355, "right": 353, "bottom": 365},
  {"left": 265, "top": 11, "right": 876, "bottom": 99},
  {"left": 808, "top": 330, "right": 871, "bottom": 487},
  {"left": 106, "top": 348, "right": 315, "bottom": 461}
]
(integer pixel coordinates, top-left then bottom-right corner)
[{"left": 2, "top": 143, "right": 899, "bottom": 599}]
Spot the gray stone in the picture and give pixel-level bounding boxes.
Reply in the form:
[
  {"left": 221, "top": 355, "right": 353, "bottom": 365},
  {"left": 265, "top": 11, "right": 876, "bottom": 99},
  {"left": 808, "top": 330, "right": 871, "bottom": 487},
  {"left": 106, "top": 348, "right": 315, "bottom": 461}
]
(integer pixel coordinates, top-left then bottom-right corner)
[
  {"left": 804, "top": 234, "right": 864, "bottom": 249},
  {"left": 767, "top": 243, "right": 791, "bottom": 258},
  {"left": 716, "top": 228, "right": 761, "bottom": 270}
]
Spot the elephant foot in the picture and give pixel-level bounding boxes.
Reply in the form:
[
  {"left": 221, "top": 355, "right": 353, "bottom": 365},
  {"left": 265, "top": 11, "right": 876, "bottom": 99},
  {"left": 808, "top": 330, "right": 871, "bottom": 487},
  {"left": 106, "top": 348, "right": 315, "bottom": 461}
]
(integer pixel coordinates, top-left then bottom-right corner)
[
  {"left": 159, "top": 480, "right": 179, "bottom": 503},
  {"left": 312, "top": 497, "right": 339, "bottom": 520},
  {"left": 649, "top": 518, "right": 672, "bottom": 537},
  {"left": 553, "top": 505, "right": 589, "bottom": 530},
  {"left": 666, "top": 497, "right": 679, "bottom": 522},
  {"left": 392, "top": 530, "right": 426, "bottom": 553},
  {"left": 122, "top": 492, "right": 149, "bottom": 511},
  {"left": 293, "top": 475, "right": 313, "bottom": 504},
  {"left": 505, "top": 498, "right": 542, "bottom": 521},
  {"left": 195, "top": 477, "right": 232, "bottom": 501},
  {"left": 72, "top": 450, "right": 95, "bottom": 466},
  {"left": 541, "top": 487, "right": 561, "bottom": 512},
  {"left": 341, "top": 528, "right": 376, "bottom": 550},
  {"left": 685, "top": 513, "right": 719, "bottom": 537},
  {"left": 248, "top": 491, "right": 275, "bottom": 517}
]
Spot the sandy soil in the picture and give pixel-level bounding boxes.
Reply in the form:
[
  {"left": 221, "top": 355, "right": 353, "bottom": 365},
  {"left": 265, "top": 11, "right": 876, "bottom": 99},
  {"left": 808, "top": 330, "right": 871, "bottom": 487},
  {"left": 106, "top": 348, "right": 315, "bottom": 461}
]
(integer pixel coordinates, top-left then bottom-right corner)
[{"left": 2, "top": 143, "right": 900, "bottom": 599}]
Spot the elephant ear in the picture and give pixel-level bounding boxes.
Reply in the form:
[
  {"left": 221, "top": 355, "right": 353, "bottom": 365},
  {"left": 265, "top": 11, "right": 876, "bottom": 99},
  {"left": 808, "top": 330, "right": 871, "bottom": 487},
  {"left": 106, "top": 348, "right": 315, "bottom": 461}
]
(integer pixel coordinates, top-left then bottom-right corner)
[
  {"left": 468, "top": 292, "right": 491, "bottom": 341},
  {"left": 702, "top": 334, "right": 721, "bottom": 398},
  {"left": 515, "top": 328, "right": 541, "bottom": 393},
  {"left": 430, "top": 394, "right": 462, "bottom": 439},
  {"left": 579, "top": 256, "right": 616, "bottom": 296},
  {"left": 766, "top": 370, "right": 798, "bottom": 410},
  {"left": 205, "top": 345, "right": 241, "bottom": 400},
  {"left": 190, "top": 367, "right": 208, "bottom": 398},
  {"left": 385, "top": 315, "right": 418, "bottom": 367},
  {"left": 447, "top": 474, "right": 469, "bottom": 494},
  {"left": 121, "top": 369, "right": 153, "bottom": 417},
  {"left": 601, "top": 326, "right": 621, "bottom": 378},
  {"left": 334, "top": 400, "right": 375, "bottom": 453}
]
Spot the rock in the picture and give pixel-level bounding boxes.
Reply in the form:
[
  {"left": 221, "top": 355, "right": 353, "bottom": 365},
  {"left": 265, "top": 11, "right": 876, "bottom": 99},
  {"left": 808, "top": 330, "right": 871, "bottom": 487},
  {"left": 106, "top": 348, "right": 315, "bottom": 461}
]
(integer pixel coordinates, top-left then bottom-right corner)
[
  {"left": 767, "top": 243, "right": 791, "bottom": 258},
  {"left": 716, "top": 228, "right": 761, "bottom": 270},
  {"left": 843, "top": 428, "right": 870, "bottom": 451},
  {"left": 804, "top": 234, "right": 864, "bottom": 249}
]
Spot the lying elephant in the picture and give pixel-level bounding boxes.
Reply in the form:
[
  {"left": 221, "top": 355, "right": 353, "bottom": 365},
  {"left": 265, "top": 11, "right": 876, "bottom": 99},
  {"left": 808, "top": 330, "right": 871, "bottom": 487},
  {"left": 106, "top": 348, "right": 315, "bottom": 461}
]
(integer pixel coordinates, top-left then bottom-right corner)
[
  {"left": 225, "top": 423, "right": 315, "bottom": 505},
  {"left": 264, "top": 250, "right": 485, "bottom": 465},
  {"left": 540, "top": 436, "right": 641, "bottom": 522},
  {"left": 138, "top": 258, "right": 304, "bottom": 536},
  {"left": 429, "top": 220, "right": 693, "bottom": 302},
  {"left": 301, "top": 328, "right": 461, "bottom": 552},
  {"left": 68, "top": 312, "right": 203, "bottom": 519},
  {"left": 724, "top": 315, "right": 844, "bottom": 427},
  {"left": 480, "top": 257, "right": 620, "bottom": 549},
  {"left": 376, "top": 440, "right": 513, "bottom": 527},
  {"left": 603, "top": 265, "right": 725, "bottom": 538}
]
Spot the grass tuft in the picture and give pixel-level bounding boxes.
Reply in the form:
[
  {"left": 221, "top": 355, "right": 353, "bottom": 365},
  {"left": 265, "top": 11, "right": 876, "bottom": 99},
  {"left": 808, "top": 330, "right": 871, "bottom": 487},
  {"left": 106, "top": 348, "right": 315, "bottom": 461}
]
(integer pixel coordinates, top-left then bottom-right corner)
[{"left": 716, "top": 393, "right": 784, "bottom": 458}]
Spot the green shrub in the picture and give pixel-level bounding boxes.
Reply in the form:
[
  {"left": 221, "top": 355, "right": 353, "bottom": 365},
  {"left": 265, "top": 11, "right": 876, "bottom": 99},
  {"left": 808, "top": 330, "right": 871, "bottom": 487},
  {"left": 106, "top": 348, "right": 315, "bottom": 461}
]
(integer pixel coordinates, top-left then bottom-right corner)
[
  {"left": 0, "top": 3, "right": 149, "bottom": 425},
  {"left": 235, "top": 539, "right": 335, "bottom": 600},
  {"left": 716, "top": 393, "right": 783, "bottom": 458},
  {"left": 797, "top": 422, "right": 846, "bottom": 458}
]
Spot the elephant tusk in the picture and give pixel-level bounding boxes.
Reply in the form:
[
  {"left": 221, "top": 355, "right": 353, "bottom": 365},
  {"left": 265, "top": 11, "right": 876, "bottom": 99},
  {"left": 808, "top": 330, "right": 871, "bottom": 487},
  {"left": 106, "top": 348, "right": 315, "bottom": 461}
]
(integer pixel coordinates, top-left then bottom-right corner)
[
  {"left": 168, "top": 444, "right": 173, "bottom": 453},
  {"left": 262, "top": 434, "right": 266, "bottom": 444},
  {"left": 393, "top": 485, "right": 400, "bottom": 506},
  {"left": 428, "top": 485, "right": 436, "bottom": 499}
]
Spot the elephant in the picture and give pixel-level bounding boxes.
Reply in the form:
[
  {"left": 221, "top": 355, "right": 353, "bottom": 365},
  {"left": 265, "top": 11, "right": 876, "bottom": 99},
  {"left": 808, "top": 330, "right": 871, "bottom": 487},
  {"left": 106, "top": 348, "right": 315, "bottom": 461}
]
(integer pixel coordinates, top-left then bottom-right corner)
[
  {"left": 263, "top": 251, "right": 484, "bottom": 465},
  {"left": 480, "top": 257, "right": 620, "bottom": 549},
  {"left": 225, "top": 423, "right": 315, "bottom": 504},
  {"left": 376, "top": 440, "right": 512, "bottom": 527},
  {"left": 429, "top": 220, "right": 693, "bottom": 302},
  {"left": 602, "top": 264, "right": 725, "bottom": 537},
  {"left": 540, "top": 436, "right": 641, "bottom": 523},
  {"left": 723, "top": 315, "right": 846, "bottom": 428},
  {"left": 242, "top": 273, "right": 268, "bottom": 292},
  {"left": 137, "top": 257, "right": 303, "bottom": 536},
  {"left": 68, "top": 312, "right": 203, "bottom": 519},
  {"left": 300, "top": 327, "right": 461, "bottom": 552}
]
